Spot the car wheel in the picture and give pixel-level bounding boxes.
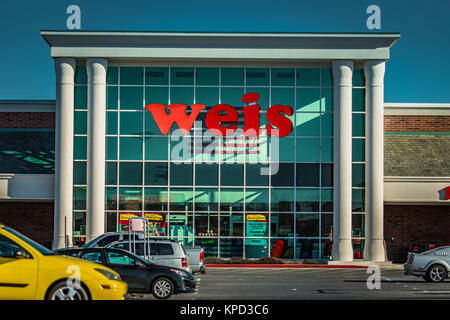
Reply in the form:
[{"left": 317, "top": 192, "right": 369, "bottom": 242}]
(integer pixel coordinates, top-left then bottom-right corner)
[
  {"left": 426, "top": 265, "right": 447, "bottom": 283},
  {"left": 47, "top": 281, "right": 90, "bottom": 300},
  {"left": 152, "top": 277, "right": 174, "bottom": 299}
]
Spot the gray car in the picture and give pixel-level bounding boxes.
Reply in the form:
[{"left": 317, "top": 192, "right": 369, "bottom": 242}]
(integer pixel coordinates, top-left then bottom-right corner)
[{"left": 404, "top": 246, "right": 450, "bottom": 282}]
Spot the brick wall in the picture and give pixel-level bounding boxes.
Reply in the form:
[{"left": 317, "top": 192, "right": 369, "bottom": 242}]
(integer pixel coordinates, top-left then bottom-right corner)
[
  {"left": 384, "top": 115, "right": 450, "bottom": 132},
  {"left": 384, "top": 135, "right": 450, "bottom": 176},
  {"left": 0, "top": 112, "right": 55, "bottom": 128},
  {"left": 0, "top": 202, "right": 54, "bottom": 249},
  {"left": 384, "top": 205, "right": 450, "bottom": 263}
]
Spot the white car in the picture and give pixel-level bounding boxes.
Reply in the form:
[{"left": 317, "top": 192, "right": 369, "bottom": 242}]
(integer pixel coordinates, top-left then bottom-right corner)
[
  {"left": 106, "top": 239, "right": 192, "bottom": 273},
  {"left": 404, "top": 246, "right": 450, "bottom": 282}
]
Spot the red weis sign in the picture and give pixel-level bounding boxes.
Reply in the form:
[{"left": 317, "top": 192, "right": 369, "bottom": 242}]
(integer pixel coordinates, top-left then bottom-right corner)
[{"left": 145, "top": 93, "right": 294, "bottom": 137}]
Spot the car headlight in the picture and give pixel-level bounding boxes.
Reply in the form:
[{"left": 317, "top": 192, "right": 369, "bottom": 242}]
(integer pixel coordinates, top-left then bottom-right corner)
[
  {"left": 170, "top": 269, "right": 190, "bottom": 278},
  {"left": 95, "top": 268, "right": 121, "bottom": 281}
]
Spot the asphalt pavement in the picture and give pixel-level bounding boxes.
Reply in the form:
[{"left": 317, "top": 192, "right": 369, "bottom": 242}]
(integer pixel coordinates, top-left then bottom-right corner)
[{"left": 127, "top": 266, "right": 450, "bottom": 300}]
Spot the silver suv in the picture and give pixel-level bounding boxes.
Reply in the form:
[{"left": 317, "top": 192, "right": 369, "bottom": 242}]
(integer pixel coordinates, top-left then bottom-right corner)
[{"left": 106, "top": 239, "right": 191, "bottom": 273}]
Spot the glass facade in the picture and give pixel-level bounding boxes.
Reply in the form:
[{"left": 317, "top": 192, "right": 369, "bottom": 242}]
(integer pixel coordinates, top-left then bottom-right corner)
[{"left": 72, "top": 65, "right": 366, "bottom": 259}]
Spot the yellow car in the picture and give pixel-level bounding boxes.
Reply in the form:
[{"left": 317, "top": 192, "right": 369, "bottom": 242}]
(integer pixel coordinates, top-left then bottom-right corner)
[{"left": 0, "top": 224, "right": 127, "bottom": 300}]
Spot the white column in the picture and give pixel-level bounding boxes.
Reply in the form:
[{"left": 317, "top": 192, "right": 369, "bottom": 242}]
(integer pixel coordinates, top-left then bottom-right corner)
[
  {"left": 86, "top": 58, "right": 107, "bottom": 242},
  {"left": 331, "top": 60, "right": 354, "bottom": 262},
  {"left": 53, "top": 58, "right": 76, "bottom": 249},
  {"left": 364, "top": 60, "right": 386, "bottom": 261}
]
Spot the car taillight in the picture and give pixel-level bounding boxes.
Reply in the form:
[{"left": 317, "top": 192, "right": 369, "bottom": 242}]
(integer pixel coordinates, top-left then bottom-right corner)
[
  {"left": 409, "top": 255, "right": 414, "bottom": 264},
  {"left": 200, "top": 251, "right": 204, "bottom": 263},
  {"left": 181, "top": 257, "right": 188, "bottom": 268}
]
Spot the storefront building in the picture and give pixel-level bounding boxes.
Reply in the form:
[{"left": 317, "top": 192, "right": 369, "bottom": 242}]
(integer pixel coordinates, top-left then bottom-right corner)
[{"left": 1, "top": 31, "right": 448, "bottom": 263}]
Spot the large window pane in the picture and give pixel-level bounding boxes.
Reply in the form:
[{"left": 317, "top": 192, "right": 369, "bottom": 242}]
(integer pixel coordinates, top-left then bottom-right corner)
[
  {"left": 271, "top": 163, "right": 294, "bottom": 186},
  {"left": 195, "top": 238, "right": 218, "bottom": 257},
  {"left": 296, "top": 239, "right": 320, "bottom": 259},
  {"left": 246, "top": 88, "right": 269, "bottom": 110},
  {"left": 169, "top": 213, "right": 193, "bottom": 238},
  {"left": 120, "top": 112, "right": 143, "bottom": 135},
  {"left": 296, "top": 138, "right": 320, "bottom": 162},
  {"left": 196, "top": 87, "right": 219, "bottom": 107},
  {"left": 220, "top": 213, "right": 244, "bottom": 236},
  {"left": 271, "top": 68, "right": 295, "bottom": 86},
  {"left": 195, "top": 163, "right": 218, "bottom": 186},
  {"left": 195, "top": 188, "right": 219, "bottom": 211},
  {"left": 296, "top": 68, "right": 320, "bottom": 86},
  {"left": 195, "top": 213, "right": 219, "bottom": 236},
  {"left": 120, "top": 67, "right": 143, "bottom": 85},
  {"left": 352, "top": 189, "right": 365, "bottom": 212},
  {"left": 105, "top": 187, "right": 117, "bottom": 210},
  {"left": 170, "top": 67, "right": 194, "bottom": 85},
  {"left": 220, "top": 238, "right": 243, "bottom": 258},
  {"left": 73, "top": 161, "right": 86, "bottom": 185},
  {"left": 106, "top": 111, "right": 118, "bottom": 135},
  {"left": 245, "top": 238, "right": 268, "bottom": 258},
  {"left": 296, "top": 112, "right": 320, "bottom": 136},
  {"left": 196, "top": 67, "right": 219, "bottom": 86},
  {"left": 220, "top": 163, "right": 243, "bottom": 186},
  {"left": 119, "top": 137, "right": 143, "bottom": 160},
  {"left": 170, "top": 87, "right": 194, "bottom": 105},
  {"left": 74, "top": 86, "right": 87, "bottom": 109},
  {"left": 105, "top": 162, "right": 117, "bottom": 185},
  {"left": 145, "top": 86, "right": 169, "bottom": 106},
  {"left": 321, "top": 188, "right": 333, "bottom": 212},
  {"left": 246, "top": 164, "right": 269, "bottom": 186},
  {"left": 118, "top": 187, "right": 142, "bottom": 210},
  {"left": 119, "top": 162, "right": 143, "bottom": 185},
  {"left": 271, "top": 213, "right": 294, "bottom": 237},
  {"left": 296, "top": 189, "right": 320, "bottom": 212},
  {"left": 296, "top": 214, "right": 319, "bottom": 237},
  {"left": 74, "top": 136, "right": 87, "bottom": 160},
  {"left": 221, "top": 68, "right": 244, "bottom": 86},
  {"left": 145, "top": 137, "right": 168, "bottom": 160},
  {"left": 106, "top": 67, "right": 118, "bottom": 85},
  {"left": 170, "top": 163, "right": 193, "bottom": 186},
  {"left": 296, "top": 88, "right": 320, "bottom": 112},
  {"left": 220, "top": 188, "right": 244, "bottom": 211},
  {"left": 106, "top": 136, "right": 117, "bottom": 160},
  {"left": 321, "top": 113, "right": 333, "bottom": 137},
  {"left": 74, "top": 111, "right": 87, "bottom": 134},
  {"left": 245, "top": 188, "right": 269, "bottom": 212},
  {"left": 296, "top": 163, "right": 319, "bottom": 187},
  {"left": 145, "top": 67, "right": 168, "bottom": 85},
  {"left": 353, "top": 88, "right": 365, "bottom": 112},
  {"left": 352, "top": 163, "right": 365, "bottom": 187},
  {"left": 170, "top": 188, "right": 193, "bottom": 211},
  {"left": 120, "top": 87, "right": 143, "bottom": 110},
  {"left": 246, "top": 68, "right": 269, "bottom": 86},
  {"left": 73, "top": 187, "right": 86, "bottom": 210},
  {"left": 352, "top": 138, "right": 365, "bottom": 162},
  {"left": 352, "top": 113, "right": 365, "bottom": 137},
  {"left": 107, "top": 86, "right": 118, "bottom": 110},
  {"left": 271, "top": 88, "right": 294, "bottom": 106},
  {"left": 321, "top": 163, "right": 333, "bottom": 187},
  {"left": 221, "top": 87, "right": 244, "bottom": 106},
  {"left": 144, "top": 187, "right": 169, "bottom": 211},
  {"left": 271, "top": 188, "right": 294, "bottom": 212},
  {"left": 145, "top": 162, "right": 168, "bottom": 186}
]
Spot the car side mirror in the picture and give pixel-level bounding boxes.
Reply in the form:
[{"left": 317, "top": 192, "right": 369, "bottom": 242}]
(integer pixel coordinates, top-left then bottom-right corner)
[
  {"left": 14, "top": 249, "right": 28, "bottom": 259},
  {"left": 134, "top": 260, "right": 145, "bottom": 268}
]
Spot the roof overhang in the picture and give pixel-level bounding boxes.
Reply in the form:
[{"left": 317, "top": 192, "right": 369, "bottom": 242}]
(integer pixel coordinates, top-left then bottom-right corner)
[{"left": 41, "top": 31, "right": 400, "bottom": 62}]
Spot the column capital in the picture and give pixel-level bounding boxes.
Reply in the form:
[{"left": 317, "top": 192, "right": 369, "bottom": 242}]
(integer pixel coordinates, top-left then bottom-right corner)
[
  {"left": 332, "top": 60, "right": 354, "bottom": 87},
  {"left": 54, "top": 58, "right": 76, "bottom": 85},
  {"left": 364, "top": 60, "right": 385, "bottom": 86},
  {"left": 87, "top": 58, "right": 108, "bottom": 85}
]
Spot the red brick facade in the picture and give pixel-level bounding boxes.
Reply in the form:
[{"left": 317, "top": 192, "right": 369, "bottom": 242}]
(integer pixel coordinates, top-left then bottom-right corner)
[
  {"left": 384, "top": 205, "right": 450, "bottom": 263},
  {"left": 0, "top": 112, "right": 55, "bottom": 128},
  {"left": 384, "top": 115, "right": 450, "bottom": 132},
  {"left": 0, "top": 202, "right": 54, "bottom": 249}
]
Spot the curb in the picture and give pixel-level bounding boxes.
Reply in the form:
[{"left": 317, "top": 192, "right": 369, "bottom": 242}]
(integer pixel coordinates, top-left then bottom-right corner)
[{"left": 206, "top": 264, "right": 368, "bottom": 269}]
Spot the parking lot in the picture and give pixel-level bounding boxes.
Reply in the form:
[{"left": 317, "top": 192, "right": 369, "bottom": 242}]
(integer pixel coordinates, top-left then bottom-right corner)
[{"left": 127, "top": 267, "right": 450, "bottom": 300}]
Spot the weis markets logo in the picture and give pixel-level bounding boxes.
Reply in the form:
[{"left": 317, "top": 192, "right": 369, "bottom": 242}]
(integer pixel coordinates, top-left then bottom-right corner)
[{"left": 145, "top": 92, "right": 293, "bottom": 137}]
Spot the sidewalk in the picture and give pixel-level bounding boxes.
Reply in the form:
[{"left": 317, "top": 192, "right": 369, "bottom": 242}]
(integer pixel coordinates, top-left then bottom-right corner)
[{"left": 205, "top": 263, "right": 405, "bottom": 269}]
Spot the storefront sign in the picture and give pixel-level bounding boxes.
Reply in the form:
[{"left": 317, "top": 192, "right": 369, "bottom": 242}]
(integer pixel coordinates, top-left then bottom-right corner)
[
  {"left": 145, "top": 93, "right": 293, "bottom": 137},
  {"left": 246, "top": 213, "right": 268, "bottom": 240}
]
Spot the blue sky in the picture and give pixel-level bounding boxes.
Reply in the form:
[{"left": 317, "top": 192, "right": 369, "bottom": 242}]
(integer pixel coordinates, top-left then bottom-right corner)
[{"left": 0, "top": 0, "right": 449, "bottom": 102}]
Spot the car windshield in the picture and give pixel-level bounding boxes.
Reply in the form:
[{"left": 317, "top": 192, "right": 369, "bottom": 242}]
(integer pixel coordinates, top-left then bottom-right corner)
[
  {"left": 3, "top": 227, "right": 54, "bottom": 255},
  {"left": 83, "top": 238, "right": 99, "bottom": 248}
]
